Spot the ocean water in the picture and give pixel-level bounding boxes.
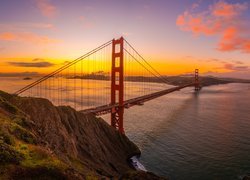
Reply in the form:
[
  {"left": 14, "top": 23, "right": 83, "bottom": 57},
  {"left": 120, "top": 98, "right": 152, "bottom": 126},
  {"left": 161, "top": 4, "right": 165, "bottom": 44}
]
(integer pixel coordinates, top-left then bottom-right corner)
[
  {"left": 124, "top": 83, "right": 250, "bottom": 180},
  {"left": 1, "top": 77, "right": 250, "bottom": 179}
]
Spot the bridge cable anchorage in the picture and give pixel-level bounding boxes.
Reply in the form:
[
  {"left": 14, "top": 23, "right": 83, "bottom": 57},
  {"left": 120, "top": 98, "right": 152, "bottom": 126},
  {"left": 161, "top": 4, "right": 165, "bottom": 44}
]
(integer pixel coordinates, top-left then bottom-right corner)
[
  {"left": 123, "top": 38, "right": 169, "bottom": 85},
  {"left": 14, "top": 40, "right": 113, "bottom": 95}
]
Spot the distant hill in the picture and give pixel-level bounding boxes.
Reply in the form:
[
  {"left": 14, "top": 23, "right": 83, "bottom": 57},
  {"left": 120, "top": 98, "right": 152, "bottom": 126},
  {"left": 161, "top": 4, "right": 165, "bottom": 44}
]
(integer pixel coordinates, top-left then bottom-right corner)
[
  {"left": 68, "top": 74, "right": 250, "bottom": 87},
  {"left": 161, "top": 76, "right": 250, "bottom": 86}
]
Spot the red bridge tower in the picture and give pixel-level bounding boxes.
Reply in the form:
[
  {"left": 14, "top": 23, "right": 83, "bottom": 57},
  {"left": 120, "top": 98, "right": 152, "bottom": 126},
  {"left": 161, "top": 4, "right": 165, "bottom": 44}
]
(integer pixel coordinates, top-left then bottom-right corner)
[
  {"left": 195, "top": 69, "right": 200, "bottom": 91},
  {"left": 111, "top": 37, "right": 124, "bottom": 134}
]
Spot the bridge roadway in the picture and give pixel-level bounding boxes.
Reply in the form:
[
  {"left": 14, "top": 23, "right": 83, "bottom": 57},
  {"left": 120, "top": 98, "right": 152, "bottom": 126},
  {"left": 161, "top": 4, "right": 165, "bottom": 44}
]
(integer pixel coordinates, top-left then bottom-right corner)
[{"left": 80, "top": 83, "right": 197, "bottom": 116}]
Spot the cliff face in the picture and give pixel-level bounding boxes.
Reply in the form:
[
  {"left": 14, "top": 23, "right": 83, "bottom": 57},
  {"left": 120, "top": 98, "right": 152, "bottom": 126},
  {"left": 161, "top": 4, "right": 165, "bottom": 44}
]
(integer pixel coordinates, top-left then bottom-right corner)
[
  {"left": 0, "top": 90, "right": 142, "bottom": 179},
  {"left": 12, "top": 97, "right": 141, "bottom": 177}
]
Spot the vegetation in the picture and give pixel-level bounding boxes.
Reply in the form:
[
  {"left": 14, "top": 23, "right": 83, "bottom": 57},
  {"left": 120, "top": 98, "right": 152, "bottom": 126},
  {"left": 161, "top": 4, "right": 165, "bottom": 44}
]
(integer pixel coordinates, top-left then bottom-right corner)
[
  {"left": 9, "top": 124, "right": 37, "bottom": 144},
  {"left": 0, "top": 96, "right": 19, "bottom": 114},
  {"left": 0, "top": 93, "right": 70, "bottom": 180},
  {"left": 0, "top": 90, "right": 160, "bottom": 179}
]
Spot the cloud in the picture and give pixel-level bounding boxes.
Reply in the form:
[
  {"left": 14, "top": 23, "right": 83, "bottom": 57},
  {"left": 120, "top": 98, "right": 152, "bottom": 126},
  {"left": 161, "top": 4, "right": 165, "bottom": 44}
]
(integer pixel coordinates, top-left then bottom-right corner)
[
  {"left": 212, "top": 1, "right": 247, "bottom": 17},
  {"left": 122, "top": 32, "right": 133, "bottom": 36},
  {"left": 8, "top": 61, "right": 54, "bottom": 68},
  {"left": 35, "top": 0, "right": 57, "bottom": 18},
  {"left": 203, "top": 70, "right": 250, "bottom": 79},
  {"left": 32, "top": 58, "right": 44, "bottom": 61},
  {"left": 234, "top": 66, "right": 249, "bottom": 71},
  {"left": 234, "top": 60, "right": 243, "bottom": 65},
  {"left": 209, "top": 58, "right": 220, "bottom": 62},
  {"left": 206, "top": 58, "right": 228, "bottom": 64},
  {"left": 0, "top": 23, "right": 55, "bottom": 31},
  {"left": 216, "top": 62, "right": 249, "bottom": 71},
  {"left": 176, "top": 0, "right": 250, "bottom": 53},
  {"left": 27, "top": 23, "right": 55, "bottom": 30},
  {"left": 0, "top": 72, "right": 40, "bottom": 77},
  {"left": 62, "top": 61, "right": 70, "bottom": 65},
  {"left": 224, "top": 63, "right": 234, "bottom": 70},
  {"left": 0, "top": 32, "right": 61, "bottom": 44},
  {"left": 79, "top": 16, "right": 94, "bottom": 29}
]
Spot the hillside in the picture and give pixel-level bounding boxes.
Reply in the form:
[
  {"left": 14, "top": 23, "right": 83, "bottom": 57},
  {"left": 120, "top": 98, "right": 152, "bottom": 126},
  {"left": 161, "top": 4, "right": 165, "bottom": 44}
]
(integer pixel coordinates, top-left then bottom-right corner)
[
  {"left": 69, "top": 75, "right": 250, "bottom": 87},
  {"left": 0, "top": 90, "right": 166, "bottom": 179}
]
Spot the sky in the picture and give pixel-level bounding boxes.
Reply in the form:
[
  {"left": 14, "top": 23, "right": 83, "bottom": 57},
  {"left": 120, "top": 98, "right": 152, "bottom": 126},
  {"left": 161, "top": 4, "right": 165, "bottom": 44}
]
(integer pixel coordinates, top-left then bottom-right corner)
[{"left": 0, "top": 0, "right": 249, "bottom": 78}]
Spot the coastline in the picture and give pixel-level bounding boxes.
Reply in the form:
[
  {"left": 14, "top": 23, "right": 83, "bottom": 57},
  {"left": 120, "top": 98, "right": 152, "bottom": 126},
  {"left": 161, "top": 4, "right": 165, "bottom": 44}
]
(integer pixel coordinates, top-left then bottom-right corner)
[{"left": 0, "top": 90, "right": 167, "bottom": 179}]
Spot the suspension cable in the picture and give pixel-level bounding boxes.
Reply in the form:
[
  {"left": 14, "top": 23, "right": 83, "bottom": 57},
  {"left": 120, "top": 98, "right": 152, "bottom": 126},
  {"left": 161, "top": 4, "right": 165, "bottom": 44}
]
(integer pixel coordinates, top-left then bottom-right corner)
[
  {"left": 123, "top": 48, "right": 169, "bottom": 85},
  {"left": 124, "top": 38, "right": 169, "bottom": 84},
  {"left": 14, "top": 40, "right": 112, "bottom": 95}
]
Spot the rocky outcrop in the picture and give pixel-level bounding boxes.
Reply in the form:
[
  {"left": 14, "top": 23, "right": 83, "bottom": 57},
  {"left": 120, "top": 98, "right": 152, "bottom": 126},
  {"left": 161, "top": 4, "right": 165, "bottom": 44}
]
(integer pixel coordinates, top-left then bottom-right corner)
[
  {"left": 243, "top": 175, "right": 250, "bottom": 180},
  {"left": 121, "top": 171, "right": 167, "bottom": 180},
  {"left": 0, "top": 90, "right": 167, "bottom": 179},
  {"left": 12, "top": 95, "right": 141, "bottom": 178}
]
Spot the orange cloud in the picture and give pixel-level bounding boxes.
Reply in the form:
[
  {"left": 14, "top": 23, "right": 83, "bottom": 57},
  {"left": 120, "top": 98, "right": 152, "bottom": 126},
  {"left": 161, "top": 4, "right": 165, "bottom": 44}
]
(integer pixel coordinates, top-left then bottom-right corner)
[
  {"left": 212, "top": 1, "right": 247, "bottom": 17},
  {"left": 176, "top": 0, "right": 250, "bottom": 53},
  {"left": 0, "top": 23, "right": 55, "bottom": 31},
  {"left": 24, "top": 23, "right": 55, "bottom": 30},
  {"left": 78, "top": 16, "right": 95, "bottom": 29},
  {"left": 35, "top": 0, "right": 57, "bottom": 18},
  {"left": 222, "top": 63, "right": 249, "bottom": 71},
  {"left": 218, "top": 27, "right": 250, "bottom": 53},
  {"left": 0, "top": 32, "right": 61, "bottom": 44},
  {"left": 212, "top": 60, "right": 249, "bottom": 72},
  {"left": 0, "top": 32, "right": 16, "bottom": 40}
]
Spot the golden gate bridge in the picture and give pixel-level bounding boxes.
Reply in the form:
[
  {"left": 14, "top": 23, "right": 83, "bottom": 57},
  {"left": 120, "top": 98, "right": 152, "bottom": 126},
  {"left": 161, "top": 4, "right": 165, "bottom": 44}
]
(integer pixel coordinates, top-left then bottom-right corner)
[{"left": 14, "top": 37, "right": 200, "bottom": 134}]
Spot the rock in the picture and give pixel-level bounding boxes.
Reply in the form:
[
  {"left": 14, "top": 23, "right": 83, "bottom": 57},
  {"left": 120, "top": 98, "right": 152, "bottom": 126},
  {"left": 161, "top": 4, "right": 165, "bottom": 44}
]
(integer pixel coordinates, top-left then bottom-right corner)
[
  {"left": 243, "top": 175, "right": 250, "bottom": 180},
  {"left": 120, "top": 171, "right": 168, "bottom": 180},
  {"left": 0, "top": 140, "right": 24, "bottom": 164},
  {"left": 0, "top": 90, "right": 165, "bottom": 179},
  {"left": 10, "top": 96, "right": 141, "bottom": 177}
]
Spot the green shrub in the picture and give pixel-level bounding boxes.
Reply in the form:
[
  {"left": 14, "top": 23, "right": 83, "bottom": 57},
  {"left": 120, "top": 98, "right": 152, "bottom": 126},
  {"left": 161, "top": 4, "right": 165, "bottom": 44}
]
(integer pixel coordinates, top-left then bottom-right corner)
[
  {"left": 12, "top": 116, "right": 31, "bottom": 128},
  {"left": 0, "top": 129, "right": 14, "bottom": 145},
  {"left": 0, "top": 90, "right": 13, "bottom": 101},
  {"left": 19, "top": 144, "right": 28, "bottom": 150},
  {"left": 0, "top": 98, "right": 18, "bottom": 114},
  {"left": 0, "top": 141, "right": 24, "bottom": 164},
  {"left": 86, "top": 174, "right": 99, "bottom": 180},
  {"left": 29, "top": 147, "right": 49, "bottom": 160},
  {"left": 9, "top": 125, "right": 37, "bottom": 144}
]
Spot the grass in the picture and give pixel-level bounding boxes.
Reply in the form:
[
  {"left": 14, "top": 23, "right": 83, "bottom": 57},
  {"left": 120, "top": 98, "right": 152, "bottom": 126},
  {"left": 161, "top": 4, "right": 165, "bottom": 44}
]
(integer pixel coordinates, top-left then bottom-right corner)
[
  {"left": 0, "top": 129, "right": 14, "bottom": 145},
  {"left": 12, "top": 115, "right": 31, "bottom": 128},
  {"left": 16, "top": 142, "right": 66, "bottom": 170},
  {"left": 9, "top": 124, "right": 37, "bottom": 144},
  {"left": 86, "top": 175, "right": 99, "bottom": 180},
  {"left": 0, "top": 96, "right": 19, "bottom": 114},
  {"left": 0, "top": 95, "right": 69, "bottom": 179},
  {"left": 0, "top": 140, "right": 24, "bottom": 165}
]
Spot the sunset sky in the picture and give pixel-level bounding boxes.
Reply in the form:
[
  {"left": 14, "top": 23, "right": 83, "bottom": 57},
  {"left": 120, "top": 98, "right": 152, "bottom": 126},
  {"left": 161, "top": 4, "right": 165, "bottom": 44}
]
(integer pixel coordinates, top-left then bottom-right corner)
[{"left": 0, "top": 0, "right": 249, "bottom": 78}]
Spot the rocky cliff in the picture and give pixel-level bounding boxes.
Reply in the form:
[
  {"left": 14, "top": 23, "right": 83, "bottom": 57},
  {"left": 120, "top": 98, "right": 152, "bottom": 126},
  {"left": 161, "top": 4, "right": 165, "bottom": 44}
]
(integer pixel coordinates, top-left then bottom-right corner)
[{"left": 0, "top": 90, "right": 166, "bottom": 179}]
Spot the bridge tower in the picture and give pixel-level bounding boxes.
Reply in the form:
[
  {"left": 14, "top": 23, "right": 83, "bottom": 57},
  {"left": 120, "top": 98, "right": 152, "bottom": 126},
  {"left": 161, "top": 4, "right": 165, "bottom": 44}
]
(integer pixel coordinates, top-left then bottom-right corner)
[
  {"left": 195, "top": 69, "right": 200, "bottom": 91},
  {"left": 111, "top": 37, "right": 124, "bottom": 134}
]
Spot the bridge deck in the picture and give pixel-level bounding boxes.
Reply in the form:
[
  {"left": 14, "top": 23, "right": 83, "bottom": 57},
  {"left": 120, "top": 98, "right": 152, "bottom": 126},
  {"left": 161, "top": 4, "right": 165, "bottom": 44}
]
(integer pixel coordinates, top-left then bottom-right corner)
[{"left": 80, "top": 83, "right": 196, "bottom": 116}]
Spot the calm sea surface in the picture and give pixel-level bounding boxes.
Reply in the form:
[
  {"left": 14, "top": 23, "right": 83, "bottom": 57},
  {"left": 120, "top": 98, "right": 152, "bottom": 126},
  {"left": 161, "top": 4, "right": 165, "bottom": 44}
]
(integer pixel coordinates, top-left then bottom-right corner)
[{"left": 1, "top": 77, "right": 250, "bottom": 180}]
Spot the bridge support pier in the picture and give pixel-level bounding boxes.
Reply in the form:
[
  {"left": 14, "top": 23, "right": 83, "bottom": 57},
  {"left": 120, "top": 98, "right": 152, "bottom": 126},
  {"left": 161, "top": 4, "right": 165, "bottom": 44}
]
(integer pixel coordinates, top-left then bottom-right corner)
[
  {"left": 111, "top": 37, "right": 125, "bottom": 134},
  {"left": 195, "top": 69, "right": 200, "bottom": 91}
]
